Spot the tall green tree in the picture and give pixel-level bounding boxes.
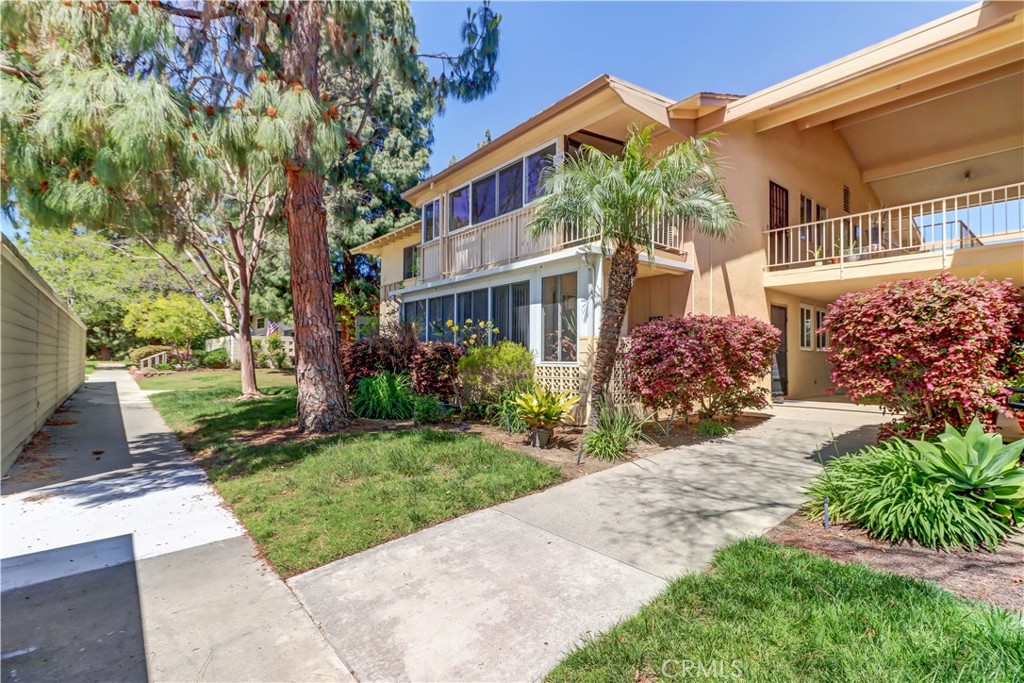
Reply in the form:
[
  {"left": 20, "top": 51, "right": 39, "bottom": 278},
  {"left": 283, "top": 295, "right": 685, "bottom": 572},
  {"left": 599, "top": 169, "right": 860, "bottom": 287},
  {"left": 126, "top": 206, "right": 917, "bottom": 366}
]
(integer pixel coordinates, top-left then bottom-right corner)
[
  {"left": 1, "top": 0, "right": 500, "bottom": 432},
  {"left": 15, "top": 228, "right": 192, "bottom": 358},
  {"left": 531, "top": 125, "right": 738, "bottom": 427},
  {"left": 123, "top": 292, "right": 219, "bottom": 365}
]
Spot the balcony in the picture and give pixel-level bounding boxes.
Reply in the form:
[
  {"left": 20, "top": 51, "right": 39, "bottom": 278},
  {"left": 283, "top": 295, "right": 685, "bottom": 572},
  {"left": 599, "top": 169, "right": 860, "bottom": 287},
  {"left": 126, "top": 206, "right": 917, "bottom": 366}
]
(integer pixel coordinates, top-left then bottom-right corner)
[
  {"left": 765, "top": 183, "right": 1023, "bottom": 277},
  {"left": 417, "top": 203, "right": 687, "bottom": 283}
]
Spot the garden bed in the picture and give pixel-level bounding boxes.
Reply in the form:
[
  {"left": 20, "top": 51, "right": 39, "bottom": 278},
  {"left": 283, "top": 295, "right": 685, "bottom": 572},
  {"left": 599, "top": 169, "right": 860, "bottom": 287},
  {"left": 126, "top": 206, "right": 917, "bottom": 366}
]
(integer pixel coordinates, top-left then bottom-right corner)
[{"left": 766, "top": 512, "right": 1024, "bottom": 612}]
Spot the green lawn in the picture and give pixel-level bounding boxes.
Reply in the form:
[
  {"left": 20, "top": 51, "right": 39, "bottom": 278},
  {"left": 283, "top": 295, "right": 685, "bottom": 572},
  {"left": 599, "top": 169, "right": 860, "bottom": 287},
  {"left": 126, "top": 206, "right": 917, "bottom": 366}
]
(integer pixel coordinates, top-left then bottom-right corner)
[
  {"left": 136, "top": 367, "right": 296, "bottom": 392},
  {"left": 143, "top": 370, "right": 561, "bottom": 576},
  {"left": 85, "top": 360, "right": 97, "bottom": 376},
  {"left": 548, "top": 539, "right": 1024, "bottom": 683}
]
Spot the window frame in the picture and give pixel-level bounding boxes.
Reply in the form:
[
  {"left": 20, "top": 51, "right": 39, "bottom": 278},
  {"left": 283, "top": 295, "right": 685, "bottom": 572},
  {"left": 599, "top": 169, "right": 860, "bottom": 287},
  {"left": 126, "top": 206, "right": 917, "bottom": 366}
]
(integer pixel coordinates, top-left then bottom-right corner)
[
  {"left": 541, "top": 271, "right": 578, "bottom": 364},
  {"left": 421, "top": 198, "right": 441, "bottom": 243},
  {"left": 799, "top": 305, "right": 814, "bottom": 350},
  {"left": 422, "top": 138, "right": 559, "bottom": 235},
  {"left": 814, "top": 307, "right": 828, "bottom": 352}
]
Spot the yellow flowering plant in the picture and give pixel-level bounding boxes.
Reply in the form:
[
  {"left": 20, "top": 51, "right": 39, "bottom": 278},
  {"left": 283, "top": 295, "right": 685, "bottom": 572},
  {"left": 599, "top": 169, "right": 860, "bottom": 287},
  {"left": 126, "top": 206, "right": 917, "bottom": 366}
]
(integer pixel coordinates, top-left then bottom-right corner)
[{"left": 446, "top": 318, "right": 499, "bottom": 349}]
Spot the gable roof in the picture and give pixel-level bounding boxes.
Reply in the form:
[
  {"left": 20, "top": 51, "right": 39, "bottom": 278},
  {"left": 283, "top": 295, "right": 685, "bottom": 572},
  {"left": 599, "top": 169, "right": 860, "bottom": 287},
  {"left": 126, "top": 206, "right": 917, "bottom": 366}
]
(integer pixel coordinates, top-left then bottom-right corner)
[
  {"left": 401, "top": 74, "right": 674, "bottom": 202},
  {"left": 351, "top": 220, "right": 421, "bottom": 256}
]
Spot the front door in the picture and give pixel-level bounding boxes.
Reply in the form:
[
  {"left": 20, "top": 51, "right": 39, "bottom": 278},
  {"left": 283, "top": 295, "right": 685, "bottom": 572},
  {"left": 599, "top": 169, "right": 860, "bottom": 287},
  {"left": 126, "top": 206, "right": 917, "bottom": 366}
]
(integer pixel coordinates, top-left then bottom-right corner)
[{"left": 770, "top": 304, "right": 788, "bottom": 396}]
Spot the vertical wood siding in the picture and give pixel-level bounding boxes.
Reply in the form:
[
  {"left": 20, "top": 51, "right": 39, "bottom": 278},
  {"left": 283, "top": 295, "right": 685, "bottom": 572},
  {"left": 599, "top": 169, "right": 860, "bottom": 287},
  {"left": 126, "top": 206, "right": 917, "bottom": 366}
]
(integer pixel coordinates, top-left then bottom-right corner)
[{"left": 1, "top": 235, "right": 86, "bottom": 474}]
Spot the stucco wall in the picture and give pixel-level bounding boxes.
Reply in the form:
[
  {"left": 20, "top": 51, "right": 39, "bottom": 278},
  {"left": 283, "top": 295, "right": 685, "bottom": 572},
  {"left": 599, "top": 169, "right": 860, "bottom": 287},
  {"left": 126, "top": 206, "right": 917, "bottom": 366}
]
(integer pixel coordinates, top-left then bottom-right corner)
[{"left": 1, "top": 235, "right": 86, "bottom": 473}]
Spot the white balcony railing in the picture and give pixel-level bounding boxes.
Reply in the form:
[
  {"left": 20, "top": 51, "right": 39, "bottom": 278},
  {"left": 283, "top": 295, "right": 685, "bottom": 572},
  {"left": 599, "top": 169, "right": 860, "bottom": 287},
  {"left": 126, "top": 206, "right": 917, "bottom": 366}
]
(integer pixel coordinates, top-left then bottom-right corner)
[
  {"left": 418, "top": 203, "right": 687, "bottom": 282},
  {"left": 765, "top": 183, "right": 1024, "bottom": 271}
]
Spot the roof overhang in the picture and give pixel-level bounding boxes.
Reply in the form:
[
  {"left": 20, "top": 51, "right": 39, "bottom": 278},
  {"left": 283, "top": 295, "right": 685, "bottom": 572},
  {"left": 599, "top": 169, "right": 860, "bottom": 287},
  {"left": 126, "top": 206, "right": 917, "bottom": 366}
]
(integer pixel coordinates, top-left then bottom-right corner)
[
  {"left": 668, "top": 92, "right": 742, "bottom": 120},
  {"left": 721, "top": 1, "right": 1023, "bottom": 133},
  {"left": 402, "top": 75, "right": 674, "bottom": 206},
  {"left": 351, "top": 220, "right": 421, "bottom": 256}
]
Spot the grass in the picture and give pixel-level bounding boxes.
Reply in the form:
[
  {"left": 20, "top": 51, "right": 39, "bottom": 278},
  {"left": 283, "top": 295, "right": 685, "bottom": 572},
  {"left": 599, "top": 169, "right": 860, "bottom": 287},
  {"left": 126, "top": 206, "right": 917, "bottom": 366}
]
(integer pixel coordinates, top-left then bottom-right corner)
[
  {"left": 85, "top": 360, "right": 97, "bottom": 376},
  {"left": 142, "top": 369, "right": 561, "bottom": 576},
  {"left": 547, "top": 538, "right": 1024, "bottom": 683},
  {"left": 136, "top": 368, "right": 296, "bottom": 392}
]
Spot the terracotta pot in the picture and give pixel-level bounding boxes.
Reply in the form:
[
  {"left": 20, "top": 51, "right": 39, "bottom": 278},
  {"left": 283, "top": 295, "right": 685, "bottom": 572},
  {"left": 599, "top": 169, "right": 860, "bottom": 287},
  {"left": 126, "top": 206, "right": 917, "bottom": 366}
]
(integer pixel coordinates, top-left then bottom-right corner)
[{"left": 531, "top": 428, "right": 553, "bottom": 449}]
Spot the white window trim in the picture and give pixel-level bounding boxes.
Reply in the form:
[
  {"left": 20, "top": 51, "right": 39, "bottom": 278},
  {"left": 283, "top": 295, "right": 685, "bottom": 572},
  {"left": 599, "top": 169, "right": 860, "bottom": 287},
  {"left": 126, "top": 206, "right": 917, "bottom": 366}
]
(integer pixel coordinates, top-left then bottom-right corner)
[
  {"left": 814, "top": 307, "right": 829, "bottom": 352},
  {"left": 421, "top": 198, "right": 442, "bottom": 244},
  {"left": 799, "top": 304, "right": 814, "bottom": 350},
  {"left": 540, "top": 270, "right": 579, "bottom": 364}
]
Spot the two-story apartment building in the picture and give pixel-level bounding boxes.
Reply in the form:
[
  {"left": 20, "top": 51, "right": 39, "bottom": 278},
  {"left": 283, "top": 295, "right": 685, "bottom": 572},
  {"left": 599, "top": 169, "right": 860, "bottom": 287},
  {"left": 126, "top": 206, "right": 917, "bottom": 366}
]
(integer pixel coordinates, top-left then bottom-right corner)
[{"left": 355, "top": 0, "right": 1023, "bottom": 402}]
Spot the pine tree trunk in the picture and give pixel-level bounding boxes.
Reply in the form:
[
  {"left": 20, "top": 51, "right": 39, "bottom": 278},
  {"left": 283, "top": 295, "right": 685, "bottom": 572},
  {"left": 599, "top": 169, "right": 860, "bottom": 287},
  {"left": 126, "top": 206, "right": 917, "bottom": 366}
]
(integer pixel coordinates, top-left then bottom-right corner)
[
  {"left": 587, "top": 242, "right": 639, "bottom": 429},
  {"left": 281, "top": 1, "right": 350, "bottom": 432}
]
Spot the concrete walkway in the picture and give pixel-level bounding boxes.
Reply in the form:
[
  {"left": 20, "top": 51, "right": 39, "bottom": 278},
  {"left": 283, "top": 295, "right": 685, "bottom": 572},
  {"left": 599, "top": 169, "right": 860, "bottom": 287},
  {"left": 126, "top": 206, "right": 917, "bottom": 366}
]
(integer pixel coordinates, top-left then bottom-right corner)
[
  {"left": 290, "top": 399, "right": 885, "bottom": 682},
  {"left": 1, "top": 366, "right": 349, "bottom": 682}
]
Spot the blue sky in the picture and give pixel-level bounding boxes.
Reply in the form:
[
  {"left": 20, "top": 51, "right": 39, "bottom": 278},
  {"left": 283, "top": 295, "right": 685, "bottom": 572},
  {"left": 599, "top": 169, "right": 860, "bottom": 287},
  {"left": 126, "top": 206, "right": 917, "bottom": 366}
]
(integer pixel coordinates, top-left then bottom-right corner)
[
  {"left": 411, "top": 1, "right": 968, "bottom": 173},
  {"left": 2, "top": 1, "right": 966, "bottom": 238}
]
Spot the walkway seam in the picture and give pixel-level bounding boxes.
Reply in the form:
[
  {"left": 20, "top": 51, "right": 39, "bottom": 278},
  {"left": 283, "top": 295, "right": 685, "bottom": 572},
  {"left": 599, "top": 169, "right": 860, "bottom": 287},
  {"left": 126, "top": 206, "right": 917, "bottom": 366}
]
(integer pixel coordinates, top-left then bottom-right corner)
[
  {"left": 284, "top": 578, "right": 364, "bottom": 682},
  {"left": 491, "top": 507, "right": 670, "bottom": 583}
]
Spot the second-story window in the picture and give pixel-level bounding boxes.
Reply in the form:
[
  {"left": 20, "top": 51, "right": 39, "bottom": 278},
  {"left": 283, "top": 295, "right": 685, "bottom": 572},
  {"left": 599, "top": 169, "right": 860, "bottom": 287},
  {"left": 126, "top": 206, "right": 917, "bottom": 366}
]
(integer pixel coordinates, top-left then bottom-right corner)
[
  {"left": 449, "top": 185, "right": 470, "bottom": 231},
  {"left": 498, "top": 160, "right": 524, "bottom": 214},
  {"left": 422, "top": 199, "right": 440, "bottom": 242},
  {"left": 402, "top": 245, "right": 418, "bottom": 280},
  {"left": 526, "top": 144, "right": 556, "bottom": 203},
  {"left": 472, "top": 173, "right": 497, "bottom": 224}
]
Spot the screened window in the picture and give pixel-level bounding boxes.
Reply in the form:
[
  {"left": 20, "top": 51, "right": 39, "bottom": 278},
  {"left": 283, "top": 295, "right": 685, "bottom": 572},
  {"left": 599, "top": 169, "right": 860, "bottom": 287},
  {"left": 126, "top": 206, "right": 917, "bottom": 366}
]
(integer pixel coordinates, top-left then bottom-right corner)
[
  {"left": 498, "top": 161, "right": 524, "bottom": 215},
  {"left": 449, "top": 186, "right": 470, "bottom": 231},
  {"left": 403, "top": 300, "right": 427, "bottom": 342},
  {"left": 457, "top": 289, "right": 489, "bottom": 328},
  {"left": 402, "top": 245, "right": 418, "bottom": 279},
  {"left": 542, "top": 272, "right": 577, "bottom": 362},
  {"left": 800, "top": 305, "right": 814, "bottom": 350},
  {"left": 472, "top": 173, "right": 497, "bottom": 224},
  {"left": 491, "top": 281, "right": 530, "bottom": 347},
  {"left": 526, "top": 144, "right": 556, "bottom": 204},
  {"left": 422, "top": 199, "right": 440, "bottom": 242},
  {"left": 427, "top": 295, "right": 455, "bottom": 342},
  {"left": 815, "top": 308, "right": 828, "bottom": 351}
]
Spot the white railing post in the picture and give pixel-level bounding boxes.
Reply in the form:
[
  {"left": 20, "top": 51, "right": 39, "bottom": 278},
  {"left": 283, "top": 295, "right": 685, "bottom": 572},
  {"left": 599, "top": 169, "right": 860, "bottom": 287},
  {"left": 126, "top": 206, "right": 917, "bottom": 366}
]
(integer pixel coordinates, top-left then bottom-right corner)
[{"left": 941, "top": 198, "right": 949, "bottom": 268}]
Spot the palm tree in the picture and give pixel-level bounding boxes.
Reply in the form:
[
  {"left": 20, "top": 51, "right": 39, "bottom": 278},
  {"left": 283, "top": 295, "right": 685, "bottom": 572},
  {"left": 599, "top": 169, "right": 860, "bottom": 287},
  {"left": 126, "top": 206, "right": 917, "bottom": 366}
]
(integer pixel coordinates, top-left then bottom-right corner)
[{"left": 531, "top": 124, "right": 737, "bottom": 427}]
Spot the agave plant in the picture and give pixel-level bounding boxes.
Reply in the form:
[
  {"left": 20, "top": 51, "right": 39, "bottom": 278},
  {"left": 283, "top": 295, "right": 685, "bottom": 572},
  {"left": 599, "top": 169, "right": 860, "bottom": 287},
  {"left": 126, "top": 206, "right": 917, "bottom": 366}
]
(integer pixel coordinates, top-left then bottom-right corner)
[{"left": 909, "top": 419, "right": 1024, "bottom": 523}]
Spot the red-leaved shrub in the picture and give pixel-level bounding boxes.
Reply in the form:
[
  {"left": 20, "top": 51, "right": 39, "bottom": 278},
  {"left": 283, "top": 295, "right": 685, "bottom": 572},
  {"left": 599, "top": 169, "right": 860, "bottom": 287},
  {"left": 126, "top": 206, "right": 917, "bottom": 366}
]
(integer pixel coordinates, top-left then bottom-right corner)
[
  {"left": 824, "top": 273, "right": 1024, "bottom": 437},
  {"left": 340, "top": 331, "right": 418, "bottom": 391},
  {"left": 625, "top": 314, "right": 780, "bottom": 419},
  {"left": 412, "top": 342, "right": 462, "bottom": 401}
]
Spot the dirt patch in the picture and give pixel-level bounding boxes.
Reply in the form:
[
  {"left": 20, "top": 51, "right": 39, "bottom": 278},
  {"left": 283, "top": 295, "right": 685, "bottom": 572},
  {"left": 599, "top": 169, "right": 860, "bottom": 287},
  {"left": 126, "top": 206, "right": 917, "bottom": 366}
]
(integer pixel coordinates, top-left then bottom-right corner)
[
  {"left": 44, "top": 418, "right": 77, "bottom": 427},
  {"left": 3, "top": 432, "right": 58, "bottom": 484},
  {"left": 23, "top": 492, "right": 54, "bottom": 503},
  {"left": 468, "top": 423, "right": 618, "bottom": 479},
  {"left": 766, "top": 512, "right": 1024, "bottom": 612}
]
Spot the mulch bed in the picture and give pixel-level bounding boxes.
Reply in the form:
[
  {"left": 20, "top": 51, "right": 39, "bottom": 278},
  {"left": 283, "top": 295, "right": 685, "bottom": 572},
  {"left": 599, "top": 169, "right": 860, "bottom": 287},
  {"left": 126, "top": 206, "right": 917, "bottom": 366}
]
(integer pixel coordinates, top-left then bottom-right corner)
[{"left": 766, "top": 512, "right": 1024, "bottom": 612}]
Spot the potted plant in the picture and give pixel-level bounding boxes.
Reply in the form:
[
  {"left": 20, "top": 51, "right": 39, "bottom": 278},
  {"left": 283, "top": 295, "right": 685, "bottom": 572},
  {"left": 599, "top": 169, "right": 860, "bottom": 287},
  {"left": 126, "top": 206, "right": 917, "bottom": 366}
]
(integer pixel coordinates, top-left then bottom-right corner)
[
  {"left": 512, "top": 388, "right": 580, "bottom": 448},
  {"left": 830, "top": 240, "right": 842, "bottom": 264},
  {"left": 812, "top": 246, "right": 824, "bottom": 267}
]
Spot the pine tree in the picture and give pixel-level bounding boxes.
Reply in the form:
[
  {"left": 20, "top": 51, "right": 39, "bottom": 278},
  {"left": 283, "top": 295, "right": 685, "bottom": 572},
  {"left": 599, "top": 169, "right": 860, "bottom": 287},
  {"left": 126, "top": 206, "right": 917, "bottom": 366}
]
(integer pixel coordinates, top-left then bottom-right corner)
[{"left": 1, "top": 0, "right": 501, "bottom": 432}]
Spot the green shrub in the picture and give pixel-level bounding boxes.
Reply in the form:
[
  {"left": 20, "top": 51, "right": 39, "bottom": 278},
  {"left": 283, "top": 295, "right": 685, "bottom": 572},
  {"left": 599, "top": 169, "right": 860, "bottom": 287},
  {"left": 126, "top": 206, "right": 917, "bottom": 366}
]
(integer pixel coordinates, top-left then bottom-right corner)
[
  {"left": 805, "top": 439, "right": 1013, "bottom": 550},
  {"left": 695, "top": 420, "right": 735, "bottom": 438},
  {"left": 458, "top": 341, "right": 534, "bottom": 415},
  {"left": 512, "top": 388, "right": 579, "bottom": 431},
  {"left": 154, "top": 362, "right": 174, "bottom": 371},
  {"left": 352, "top": 372, "right": 416, "bottom": 420},
  {"left": 127, "top": 344, "right": 173, "bottom": 364},
  {"left": 910, "top": 418, "right": 1024, "bottom": 524},
  {"left": 489, "top": 384, "right": 535, "bottom": 433},
  {"left": 412, "top": 394, "right": 450, "bottom": 425},
  {"left": 263, "top": 334, "right": 289, "bottom": 369},
  {"left": 584, "top": 404, "right": 653, "bottom": 460},
  {"left": 202, "top": 348, "right": 229, "bottom": 369}
]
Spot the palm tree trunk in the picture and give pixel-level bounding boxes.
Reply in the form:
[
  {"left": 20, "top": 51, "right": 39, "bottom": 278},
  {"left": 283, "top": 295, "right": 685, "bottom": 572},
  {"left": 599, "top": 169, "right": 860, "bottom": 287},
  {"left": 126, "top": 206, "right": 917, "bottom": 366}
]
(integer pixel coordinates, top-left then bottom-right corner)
[{"left": 587, "top": 242, "right": 639, "bottom": 429}]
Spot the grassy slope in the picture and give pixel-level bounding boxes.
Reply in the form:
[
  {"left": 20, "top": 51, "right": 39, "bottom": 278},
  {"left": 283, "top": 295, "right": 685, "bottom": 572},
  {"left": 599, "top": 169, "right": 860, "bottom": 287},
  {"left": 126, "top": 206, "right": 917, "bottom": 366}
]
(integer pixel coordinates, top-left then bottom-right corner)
[
  {"left": 142, "top": 370, "right": 560, "bottom": 576},
  {"left": 548, "top": 538, "right": 1024, "bottom": 683}
]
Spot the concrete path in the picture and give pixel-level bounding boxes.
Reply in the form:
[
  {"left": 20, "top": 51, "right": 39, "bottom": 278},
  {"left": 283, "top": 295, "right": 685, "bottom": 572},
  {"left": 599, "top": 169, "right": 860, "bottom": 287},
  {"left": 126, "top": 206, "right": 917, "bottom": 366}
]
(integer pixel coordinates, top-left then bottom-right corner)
[
  {"left": 1, "top": 366, "right": 350, "bottom": 682},
  {"left": 290, "top": 399, "right": 885, "bottom": 682}
]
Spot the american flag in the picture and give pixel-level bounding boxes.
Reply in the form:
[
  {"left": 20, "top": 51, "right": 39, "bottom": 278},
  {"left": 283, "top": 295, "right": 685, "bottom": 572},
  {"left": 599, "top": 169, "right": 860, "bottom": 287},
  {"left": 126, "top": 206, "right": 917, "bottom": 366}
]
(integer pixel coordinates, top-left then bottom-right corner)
[{"left": 267, "top": 320, "right": 279, "bottom": 334}]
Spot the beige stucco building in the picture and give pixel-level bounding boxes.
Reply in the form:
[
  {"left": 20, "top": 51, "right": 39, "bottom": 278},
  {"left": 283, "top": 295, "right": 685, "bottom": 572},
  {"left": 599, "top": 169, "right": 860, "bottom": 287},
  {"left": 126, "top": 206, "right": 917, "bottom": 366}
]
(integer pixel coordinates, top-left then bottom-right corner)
[{"left": 356, "top": 1, "right": 1023, "bottom": 401}]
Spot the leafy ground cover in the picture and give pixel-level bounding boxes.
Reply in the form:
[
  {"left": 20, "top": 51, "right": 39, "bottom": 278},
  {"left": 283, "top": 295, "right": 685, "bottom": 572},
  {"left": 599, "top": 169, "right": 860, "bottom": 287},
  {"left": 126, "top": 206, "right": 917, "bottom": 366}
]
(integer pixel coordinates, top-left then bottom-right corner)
[
  {"left": 140, "top": 369, "right": 560, "bottom": 576},
  {"left": 547, "top": 539, "right": 1023, "bottom": 683}
]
